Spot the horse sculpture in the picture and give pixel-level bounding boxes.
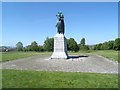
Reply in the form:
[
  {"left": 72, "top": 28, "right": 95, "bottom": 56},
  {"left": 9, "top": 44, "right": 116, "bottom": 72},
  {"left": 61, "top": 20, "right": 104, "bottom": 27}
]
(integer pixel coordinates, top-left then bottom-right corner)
[{"left": 56, "top": 12, "right": 65, "bottom": 34}]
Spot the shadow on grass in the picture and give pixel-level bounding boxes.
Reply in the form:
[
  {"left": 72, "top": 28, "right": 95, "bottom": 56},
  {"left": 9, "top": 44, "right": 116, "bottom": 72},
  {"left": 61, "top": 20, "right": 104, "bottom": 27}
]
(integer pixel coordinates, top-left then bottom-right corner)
[{"left": 68, "top": 55, "right": 88, "bottom": 59}]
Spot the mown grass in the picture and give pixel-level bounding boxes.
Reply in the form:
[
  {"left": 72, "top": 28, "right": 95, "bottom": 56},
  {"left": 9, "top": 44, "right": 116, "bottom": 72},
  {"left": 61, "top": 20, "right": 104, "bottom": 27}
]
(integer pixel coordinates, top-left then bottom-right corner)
[
  {"left": 2, "top": 50, "right": 119, "bottom": 62},
  {"left": 0, "top": 53, "right": 1, "bottom": 61},
  {"left": 2, "top": 51, "right": 52, "bottom": 62},
  {"left": 69, "top": 50, "right": 119, "bottom": 62},
  {"left": 2, "top": 69, "right": 118, "bottom": 88},
  {"left": 90, "top": 50, "right": 119, "bottom": 62}
]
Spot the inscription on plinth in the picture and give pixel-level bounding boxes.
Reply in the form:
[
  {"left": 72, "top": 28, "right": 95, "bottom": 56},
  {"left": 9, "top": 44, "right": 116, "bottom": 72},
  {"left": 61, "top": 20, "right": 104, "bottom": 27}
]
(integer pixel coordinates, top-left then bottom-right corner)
[{"left": 51, "top": 34, "right": 68, "bottom": 59}]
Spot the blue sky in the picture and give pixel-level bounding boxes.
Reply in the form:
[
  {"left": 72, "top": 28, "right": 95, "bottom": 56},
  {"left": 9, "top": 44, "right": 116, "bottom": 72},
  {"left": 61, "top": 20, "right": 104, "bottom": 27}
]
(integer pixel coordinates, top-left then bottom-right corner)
[{"left": 2, "top": 2, "right": 118, "bottom": 47}]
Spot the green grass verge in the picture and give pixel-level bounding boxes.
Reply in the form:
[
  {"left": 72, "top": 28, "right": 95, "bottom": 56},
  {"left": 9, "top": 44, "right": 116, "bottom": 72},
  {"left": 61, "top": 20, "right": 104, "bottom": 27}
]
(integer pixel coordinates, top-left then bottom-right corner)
[
  {"left": 2, "top": 69, "right": 118, "bottom": 88},
  {"left": 69, "top": 50, "right": 119, "bottom": 62},
  {"left": 90, "top": 50, "right": 119, "bottom": 62},
  {"left": 2, "top": 50, "right": 119, "bottom": 62},
  {"left": 2, "top": 51, "right": 52, "bottom": 62},
  {"left": 0, "top": 53, "right": 1, "bottom": 61}
]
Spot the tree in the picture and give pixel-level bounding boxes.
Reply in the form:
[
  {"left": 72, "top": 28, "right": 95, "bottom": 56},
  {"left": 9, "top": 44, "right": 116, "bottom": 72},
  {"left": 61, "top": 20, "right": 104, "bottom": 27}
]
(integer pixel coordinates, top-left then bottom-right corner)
[
  {"left": 93, "top": 38, "right": 120, "bottom": 50},
  {"left": 30, "top": 41, "right": 39, "bottom": 51},
  {"left": 80, "top": 38, "right": 85, "bottom": 46},
  {"left": 107, "top": 40, "right": 114, "bottom": 50},
  {"left": 101, "top": 42, "right": 109, "bottom": 50},
  {"left": 79, "top": 38, "right": 89, "bottom": 50},
  {"left": 16, "top": 41, "right": 23, "bottom": 51},
  {"left": 25, "top": 45, "right": 32, "bottom": 51},
  {"left": 84, "top": 45, "right": 89, "bottom": 50},
  {"left": 79, "top": 44, "right": 89, "bottom": 50},
  {"left": 67, "top": 38, "right": 79, "bottom": 52},
  {"left": 43, "top": 37, "right": 54, "bottom": 51},
  {"left": 38, "top": 45, "right": 44, "bottom": 51},
  {"left": 93, "top": 44, "right": 97, "bottom": 50},
  {"left": 93, "top": 43, "right": 102, "bottom": 50},
  {"left": 114, "top": 38, "right": 120, "bottom": 50}
]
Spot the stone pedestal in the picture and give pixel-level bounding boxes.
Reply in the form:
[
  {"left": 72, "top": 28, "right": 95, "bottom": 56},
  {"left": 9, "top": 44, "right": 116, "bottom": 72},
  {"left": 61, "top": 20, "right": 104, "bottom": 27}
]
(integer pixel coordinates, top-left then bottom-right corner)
[{"left": 51, "top": 34, "right": 68, "bottom": 59}]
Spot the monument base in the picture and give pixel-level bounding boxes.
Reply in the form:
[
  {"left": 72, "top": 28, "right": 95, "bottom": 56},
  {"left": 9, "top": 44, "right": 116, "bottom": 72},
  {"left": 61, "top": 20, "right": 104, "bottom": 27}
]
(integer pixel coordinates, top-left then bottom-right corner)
[
  {"left": 51, "top": 34, "right": 68, "bottom": 59},
  {"left": 51, "top": 52, "right": 68, "bottom": 59}
]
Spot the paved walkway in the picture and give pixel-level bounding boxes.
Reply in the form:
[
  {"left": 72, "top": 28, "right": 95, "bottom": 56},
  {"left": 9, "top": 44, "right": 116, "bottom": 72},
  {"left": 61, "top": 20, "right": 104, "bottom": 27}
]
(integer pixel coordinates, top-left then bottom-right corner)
[{"left": 2, "top": 54, "right": 118, "bottom": 74}]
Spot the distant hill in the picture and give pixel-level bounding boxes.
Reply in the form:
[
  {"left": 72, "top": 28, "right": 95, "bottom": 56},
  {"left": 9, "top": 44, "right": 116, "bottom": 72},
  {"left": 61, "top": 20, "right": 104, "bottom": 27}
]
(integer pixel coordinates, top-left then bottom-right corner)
[
  {"left": 88, "top": 45, "right": 94, "bottom": 50},
  {"left": 0, "top": 46, "right": 16, "bottom": 52}
]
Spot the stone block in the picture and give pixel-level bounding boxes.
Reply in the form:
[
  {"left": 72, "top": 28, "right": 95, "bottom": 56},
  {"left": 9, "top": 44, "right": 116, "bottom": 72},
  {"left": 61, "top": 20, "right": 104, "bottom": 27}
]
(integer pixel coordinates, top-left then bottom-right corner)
[{"left": 51, "top": 34, "right": 68, "bottom": 59}]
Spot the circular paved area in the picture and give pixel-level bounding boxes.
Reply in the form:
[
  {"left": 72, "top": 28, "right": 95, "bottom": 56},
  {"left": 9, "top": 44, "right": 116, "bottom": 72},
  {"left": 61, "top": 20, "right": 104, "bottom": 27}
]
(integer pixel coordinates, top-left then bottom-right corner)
[{"left": 2, "top": 54, "right": 118, "bottom": 74}]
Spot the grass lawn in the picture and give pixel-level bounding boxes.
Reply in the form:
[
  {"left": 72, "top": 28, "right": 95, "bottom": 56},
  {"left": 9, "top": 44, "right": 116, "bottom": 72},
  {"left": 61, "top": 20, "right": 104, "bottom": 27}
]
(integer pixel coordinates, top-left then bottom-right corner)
[
  {"left": 2, "top": 51, "right": 52, "bottom": 62},
  {"left": 90, "top": 50, "right": 119, "bottom": 62},
  {"left": 2, "top": 51, "right": 118, "bottom": 88},
  {"left": 69, "top": 50, "right": 119, "bottom": 62},
  {"left": 0, "top": 53, "right": 1, "bottom": 61},
  {"left": 1, "top": 50, "right": 119, "bottom": 62},
  {"left": 2, "top": 69, "right": 118, "bottom": 88}
]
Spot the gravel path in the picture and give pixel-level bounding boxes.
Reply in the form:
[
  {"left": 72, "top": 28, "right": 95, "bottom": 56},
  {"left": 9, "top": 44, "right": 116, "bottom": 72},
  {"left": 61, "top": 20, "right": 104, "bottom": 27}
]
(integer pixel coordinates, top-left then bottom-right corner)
[{"left": 2, "top": 54, "right": 118, "bottom": 74}]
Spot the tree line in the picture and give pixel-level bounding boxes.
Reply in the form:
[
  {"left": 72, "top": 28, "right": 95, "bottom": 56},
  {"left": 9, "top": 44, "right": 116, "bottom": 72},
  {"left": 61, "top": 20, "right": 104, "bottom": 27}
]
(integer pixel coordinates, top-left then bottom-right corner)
[
  {"left": 93, "top": 38, "right": 120, "bottom": 50},
  {"left": 16, "top": 37, "right": 89, "bottom": 52},
  {"left": 16, "top": 37, "right": 120, "bottom": 52}
]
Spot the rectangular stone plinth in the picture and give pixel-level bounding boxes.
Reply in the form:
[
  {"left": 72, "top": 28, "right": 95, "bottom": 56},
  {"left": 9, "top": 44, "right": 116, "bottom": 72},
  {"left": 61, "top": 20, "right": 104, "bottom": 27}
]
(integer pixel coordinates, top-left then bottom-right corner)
[
  {"left": 51, "top": 34, "right": 68, "bottom": 59},
  {"left": 51, "top": 52, "right": 68, "bottom": 59}
]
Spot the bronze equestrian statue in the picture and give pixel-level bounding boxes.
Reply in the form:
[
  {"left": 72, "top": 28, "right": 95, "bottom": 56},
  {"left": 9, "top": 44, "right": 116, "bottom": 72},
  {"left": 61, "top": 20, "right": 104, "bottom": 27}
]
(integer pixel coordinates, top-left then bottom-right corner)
[{"left": 56, "top": 11, "right": 65, "bottom": 34}]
